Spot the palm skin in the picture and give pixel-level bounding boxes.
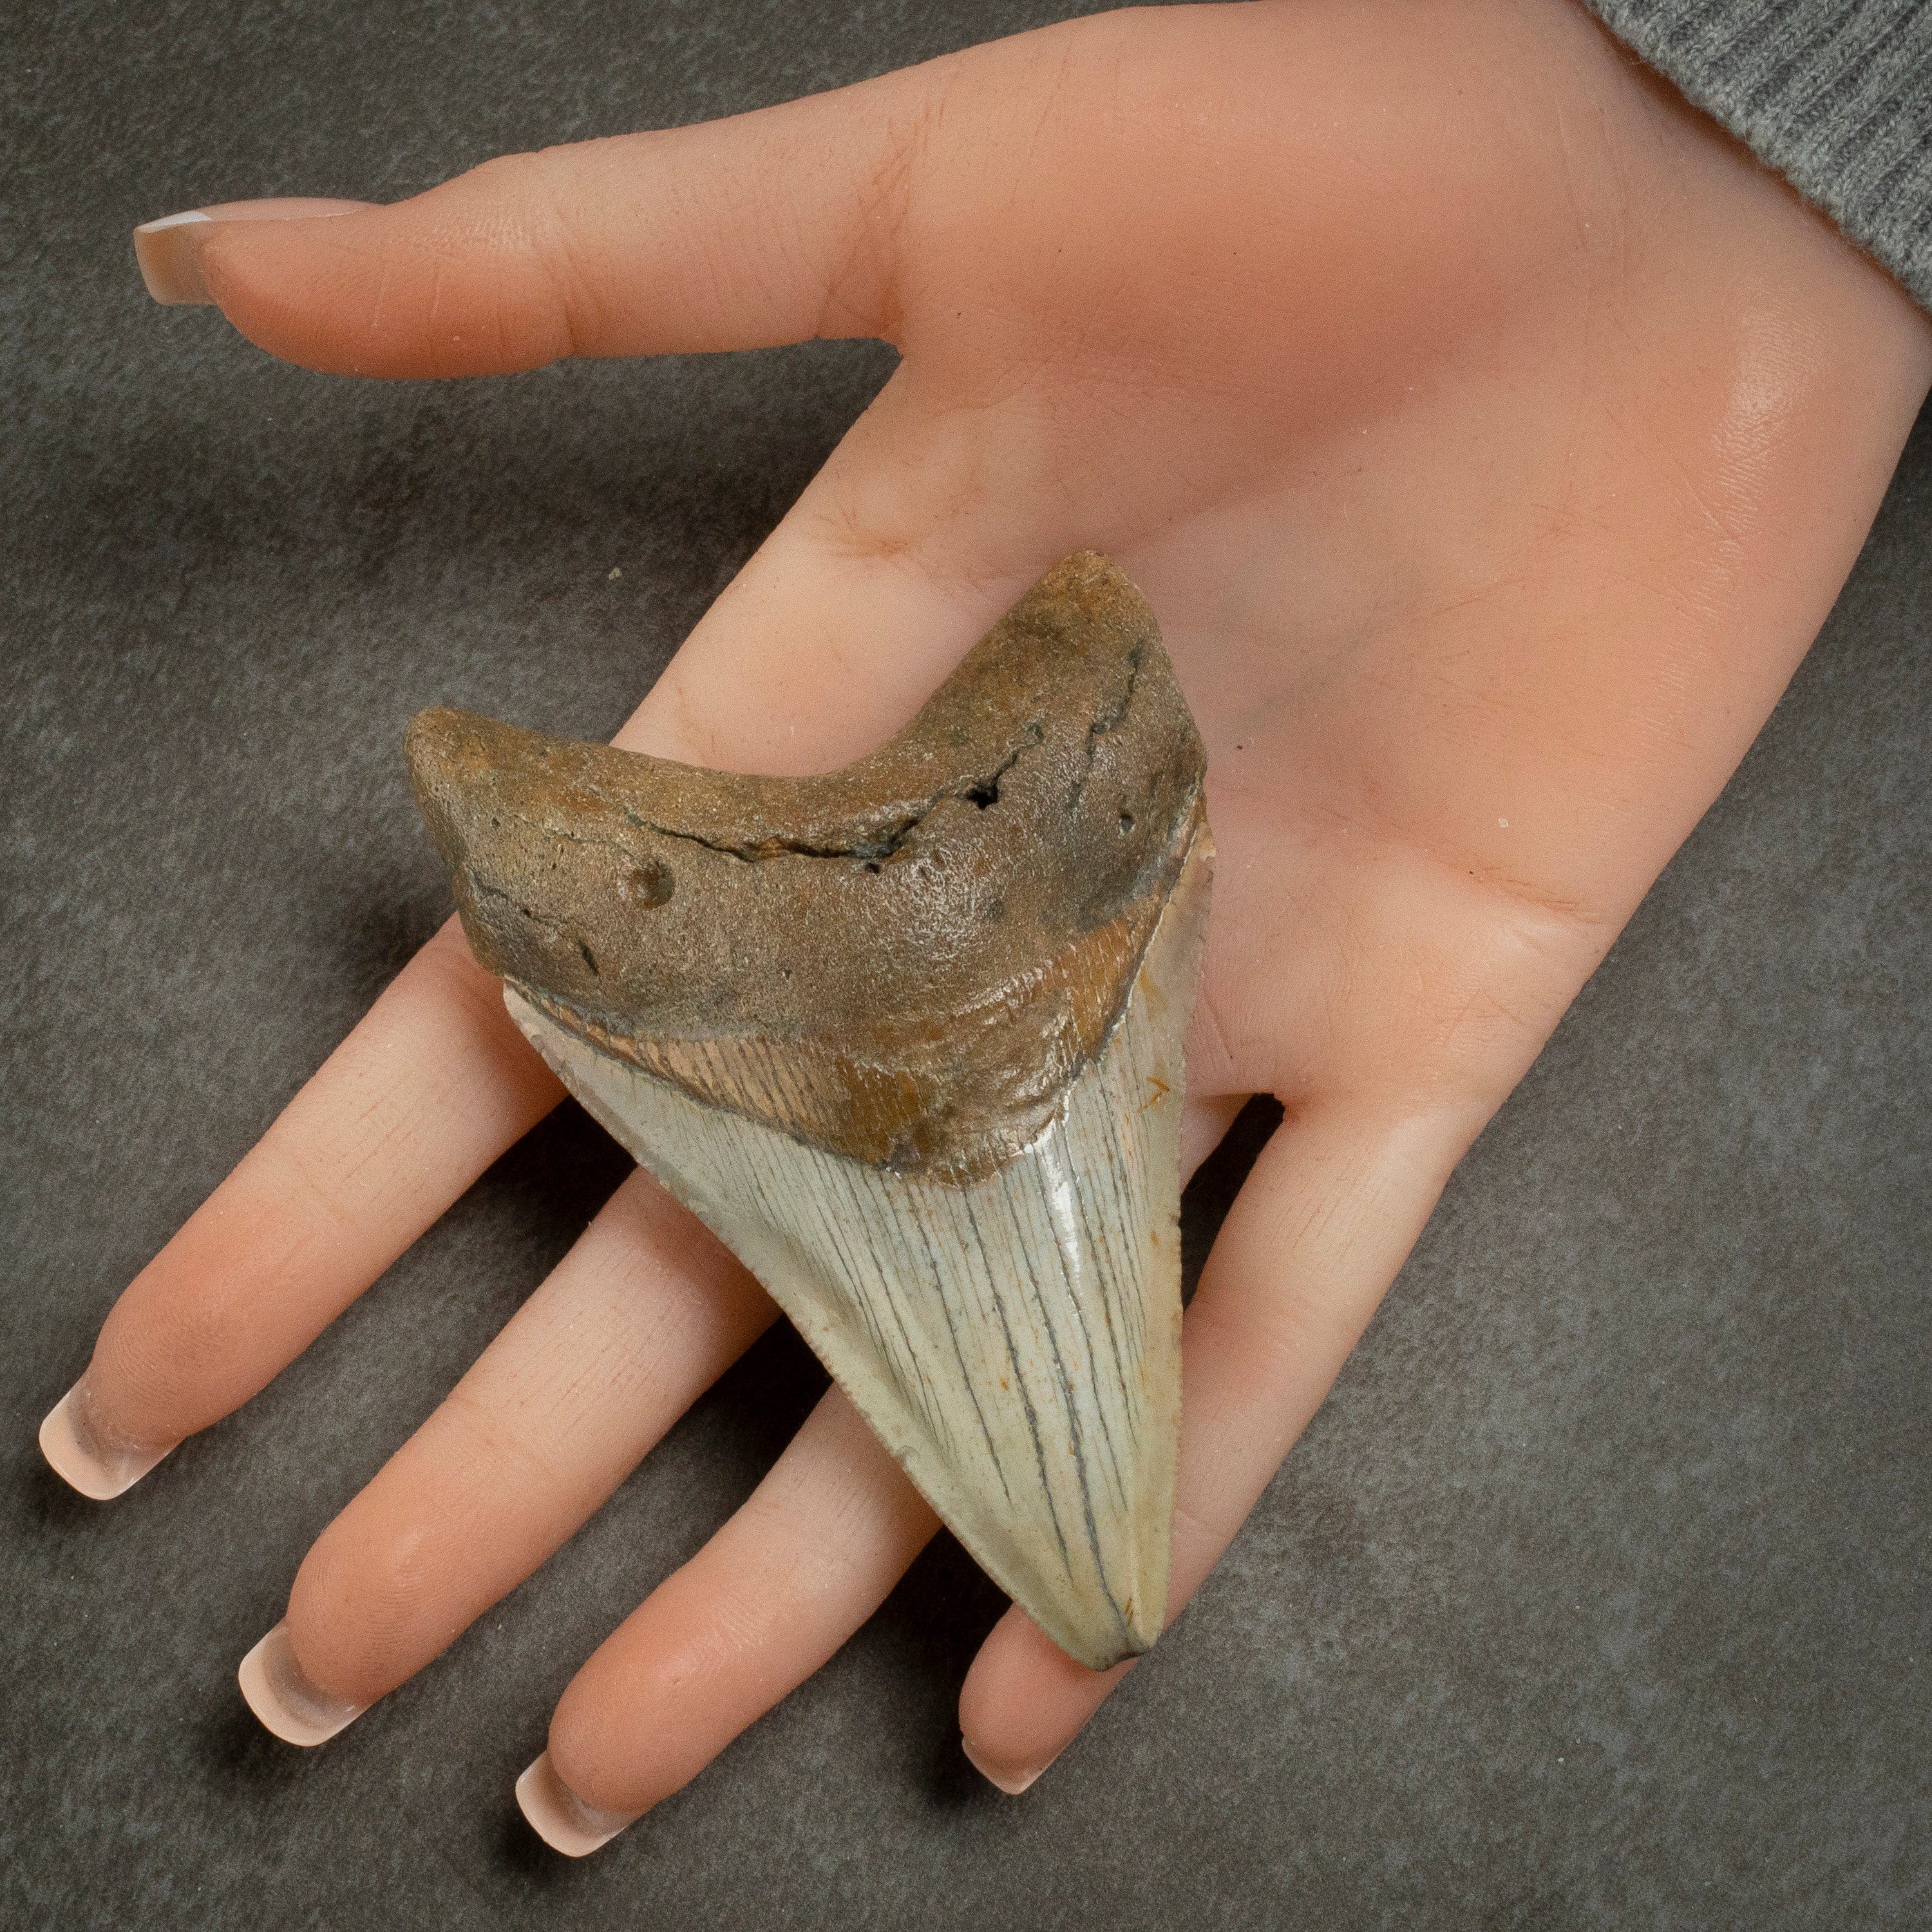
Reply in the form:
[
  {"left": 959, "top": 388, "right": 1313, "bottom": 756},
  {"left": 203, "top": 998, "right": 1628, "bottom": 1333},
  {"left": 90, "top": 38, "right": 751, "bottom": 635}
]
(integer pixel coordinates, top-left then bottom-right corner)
[{"left": 66, "top": 0, "right": 1929, "bottom": 1835}]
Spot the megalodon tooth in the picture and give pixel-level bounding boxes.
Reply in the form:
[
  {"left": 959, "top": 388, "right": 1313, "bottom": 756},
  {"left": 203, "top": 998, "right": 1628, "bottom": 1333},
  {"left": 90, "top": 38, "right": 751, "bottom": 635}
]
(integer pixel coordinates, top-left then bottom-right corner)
[{"left": 405, "top": 551, "right": 1213, "bottom": 1671}]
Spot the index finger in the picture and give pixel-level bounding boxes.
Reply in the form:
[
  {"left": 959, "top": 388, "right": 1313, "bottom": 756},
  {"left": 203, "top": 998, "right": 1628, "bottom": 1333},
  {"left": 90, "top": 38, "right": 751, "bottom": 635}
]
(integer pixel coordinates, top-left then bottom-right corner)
[{"left": 41, "top": 924, "right": 563, "bottom": 1494}]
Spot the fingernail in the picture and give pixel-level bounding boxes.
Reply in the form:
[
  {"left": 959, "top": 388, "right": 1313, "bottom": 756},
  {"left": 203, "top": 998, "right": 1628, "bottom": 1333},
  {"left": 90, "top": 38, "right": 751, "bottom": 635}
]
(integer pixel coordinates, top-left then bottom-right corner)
[
  {"left": 39, "top": 1376, "right": 173, "bottom": 1499},
  {"left": 132, "top": 197, "right": 370, "bottom": 306},
  {"left": 238, "top": 1622, "right": 366, "bottom": 1746},
  {"left": 962, "top": 1736, "right": 1051, "bottom": 1795},
  {"left": 515, "top": 1752, "right": 639, "bottom": 1857}
]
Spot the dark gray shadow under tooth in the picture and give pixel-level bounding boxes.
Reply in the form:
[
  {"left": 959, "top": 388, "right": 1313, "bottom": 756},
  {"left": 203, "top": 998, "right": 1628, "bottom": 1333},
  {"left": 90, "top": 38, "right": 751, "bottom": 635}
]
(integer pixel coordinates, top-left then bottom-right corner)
[{"left": 504, "top": 827, "right": 1211, "bottom": 1672}]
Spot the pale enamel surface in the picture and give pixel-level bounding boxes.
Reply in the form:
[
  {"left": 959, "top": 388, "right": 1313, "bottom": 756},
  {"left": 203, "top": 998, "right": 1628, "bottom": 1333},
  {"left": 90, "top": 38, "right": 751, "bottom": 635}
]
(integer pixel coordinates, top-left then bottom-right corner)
[{"left": 507, "top": 828, "right": 1210, "bottom": 1670}]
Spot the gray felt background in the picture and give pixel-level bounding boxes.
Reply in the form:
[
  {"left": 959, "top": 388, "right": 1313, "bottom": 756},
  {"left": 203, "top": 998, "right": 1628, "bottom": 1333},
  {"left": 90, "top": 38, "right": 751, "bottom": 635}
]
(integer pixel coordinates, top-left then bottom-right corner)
[{"left": 3, "top": 2, "right": 1928, "bottom": 1927}]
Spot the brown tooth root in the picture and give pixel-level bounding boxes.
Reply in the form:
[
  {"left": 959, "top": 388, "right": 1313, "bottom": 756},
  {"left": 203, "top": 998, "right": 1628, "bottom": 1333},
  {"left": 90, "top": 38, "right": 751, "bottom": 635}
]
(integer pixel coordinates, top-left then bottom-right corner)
[{"left": 407, "top": 551, "right": 1213, "bottom": 1669}]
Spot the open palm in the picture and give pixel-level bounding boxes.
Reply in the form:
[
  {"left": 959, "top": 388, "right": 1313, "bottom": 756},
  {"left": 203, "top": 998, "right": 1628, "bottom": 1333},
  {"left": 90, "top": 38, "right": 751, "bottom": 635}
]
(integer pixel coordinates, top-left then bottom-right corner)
[{"left": 61, "top": 0, "right": 1928, "bottom": 1844}]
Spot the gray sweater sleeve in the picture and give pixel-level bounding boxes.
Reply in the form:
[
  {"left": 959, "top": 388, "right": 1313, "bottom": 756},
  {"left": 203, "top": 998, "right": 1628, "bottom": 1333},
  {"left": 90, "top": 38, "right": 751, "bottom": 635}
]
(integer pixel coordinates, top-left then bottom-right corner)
[{"left": 1580, "top": 0, "right": 1932, "bottom": 310}]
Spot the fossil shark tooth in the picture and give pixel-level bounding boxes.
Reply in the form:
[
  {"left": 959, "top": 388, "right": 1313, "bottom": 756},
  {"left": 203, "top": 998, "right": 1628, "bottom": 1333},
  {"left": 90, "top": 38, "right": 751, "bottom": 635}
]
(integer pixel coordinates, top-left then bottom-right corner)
[{"left": 406, "top": 551, "right": 1212, "bottom": 1671}]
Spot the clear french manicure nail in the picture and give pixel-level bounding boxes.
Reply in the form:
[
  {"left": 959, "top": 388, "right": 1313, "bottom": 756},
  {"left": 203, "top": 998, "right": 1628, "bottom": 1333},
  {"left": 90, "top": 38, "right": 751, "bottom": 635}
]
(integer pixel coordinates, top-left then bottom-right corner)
[
  {"left": 515, "top": 1752, "right": 640, "bottom": 1857},
  {"left": 238, "top": 1622, "right": 366, "bottom": 1746},
  {"left": 961, "top": 1736, "right": 1051, "bottom": 1795},
  {"left": 39, "top": 1376, "right": 173, "bottom": 1500},
  {"left": 132, "top": 197, "right": 370, "bottom": 306}
]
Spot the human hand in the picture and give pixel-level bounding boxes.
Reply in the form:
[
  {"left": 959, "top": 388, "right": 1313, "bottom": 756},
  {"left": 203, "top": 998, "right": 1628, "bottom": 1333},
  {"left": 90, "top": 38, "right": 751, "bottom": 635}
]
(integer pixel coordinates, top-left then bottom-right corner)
[{"left": 55, "top": 0, "right": 1930, "bottom": 1848}]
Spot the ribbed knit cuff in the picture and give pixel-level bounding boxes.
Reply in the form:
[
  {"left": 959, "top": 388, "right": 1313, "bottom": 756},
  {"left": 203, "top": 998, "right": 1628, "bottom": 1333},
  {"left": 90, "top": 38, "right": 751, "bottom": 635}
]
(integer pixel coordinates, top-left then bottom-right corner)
[{"left": 1582, "top": 0, "right": 1932, "bottom": 311}]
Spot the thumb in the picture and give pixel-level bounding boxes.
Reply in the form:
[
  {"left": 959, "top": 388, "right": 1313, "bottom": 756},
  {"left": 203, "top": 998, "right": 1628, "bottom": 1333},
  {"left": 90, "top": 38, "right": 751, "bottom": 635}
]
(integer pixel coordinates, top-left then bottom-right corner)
[{"left": 131, "top": 76, "right": 929, "bottom": 378}]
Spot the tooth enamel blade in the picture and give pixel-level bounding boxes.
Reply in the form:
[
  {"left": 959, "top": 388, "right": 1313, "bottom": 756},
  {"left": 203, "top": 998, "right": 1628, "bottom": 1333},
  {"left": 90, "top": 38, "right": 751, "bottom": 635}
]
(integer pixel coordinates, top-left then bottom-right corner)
[{"left": 507, "top": 826, "right": 1209, "bottom": 1671}]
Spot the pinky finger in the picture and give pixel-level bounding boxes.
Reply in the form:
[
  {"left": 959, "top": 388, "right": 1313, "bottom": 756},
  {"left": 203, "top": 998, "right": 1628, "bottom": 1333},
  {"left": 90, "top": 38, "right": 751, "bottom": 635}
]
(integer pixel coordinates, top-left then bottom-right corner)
[{"left": 957, "top": 1096, "right": 1477, "bottom": 1792}]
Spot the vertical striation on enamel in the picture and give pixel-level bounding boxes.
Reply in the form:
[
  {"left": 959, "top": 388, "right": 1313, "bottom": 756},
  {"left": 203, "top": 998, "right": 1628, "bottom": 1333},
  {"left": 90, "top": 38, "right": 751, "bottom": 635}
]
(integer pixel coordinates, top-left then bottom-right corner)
[{"left": 508, "top": 822, "right": 1208, "bottom": 1669}]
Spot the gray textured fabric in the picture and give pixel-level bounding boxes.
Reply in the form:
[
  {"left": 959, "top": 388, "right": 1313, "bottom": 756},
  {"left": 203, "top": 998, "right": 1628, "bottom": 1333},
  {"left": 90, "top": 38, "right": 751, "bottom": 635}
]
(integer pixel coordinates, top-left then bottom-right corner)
[
  {"left": 6, "top": 3, "right": 1932, "bottom": 1926},
  {"left": 1582, "top": 0, "right": 1932, "bottom": 310}
]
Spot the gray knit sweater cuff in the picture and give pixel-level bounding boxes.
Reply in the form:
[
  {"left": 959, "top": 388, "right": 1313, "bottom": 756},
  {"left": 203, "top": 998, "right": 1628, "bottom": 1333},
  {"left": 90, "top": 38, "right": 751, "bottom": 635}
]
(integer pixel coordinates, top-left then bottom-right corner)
[{"left": 1580, "top": 0, "right": 1932, "bottom": 311}]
